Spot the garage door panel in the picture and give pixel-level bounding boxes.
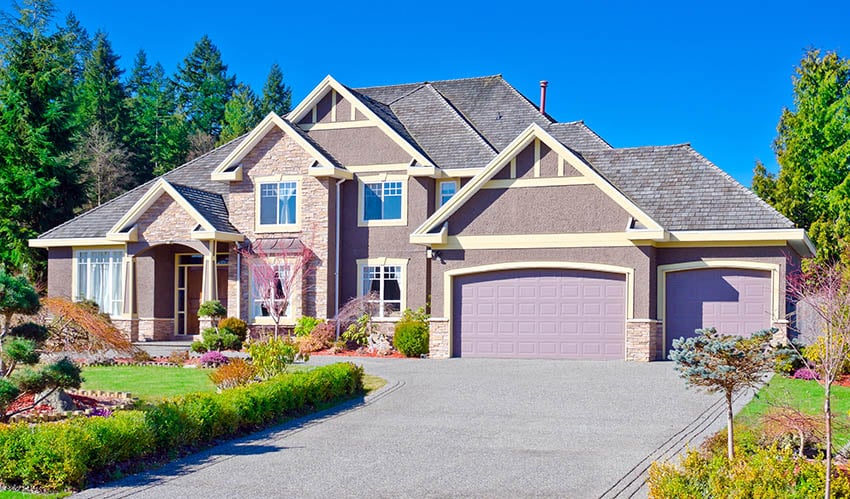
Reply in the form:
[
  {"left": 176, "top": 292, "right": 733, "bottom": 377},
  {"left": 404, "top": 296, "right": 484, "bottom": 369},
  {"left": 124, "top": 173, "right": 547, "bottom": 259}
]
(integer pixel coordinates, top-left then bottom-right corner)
[
  {"left": 665, "top": 268, "right": 771, "bottom": 355},
  {"left": 454, "top": 269, "right": 626, "bottom": 359}
]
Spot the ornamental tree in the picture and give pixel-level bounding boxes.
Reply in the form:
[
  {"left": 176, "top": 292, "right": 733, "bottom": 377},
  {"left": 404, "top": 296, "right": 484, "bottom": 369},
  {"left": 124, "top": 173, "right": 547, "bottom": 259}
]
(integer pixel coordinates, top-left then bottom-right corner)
[{"left": 669, "top": 327, "right": 776, "bottom": 460}]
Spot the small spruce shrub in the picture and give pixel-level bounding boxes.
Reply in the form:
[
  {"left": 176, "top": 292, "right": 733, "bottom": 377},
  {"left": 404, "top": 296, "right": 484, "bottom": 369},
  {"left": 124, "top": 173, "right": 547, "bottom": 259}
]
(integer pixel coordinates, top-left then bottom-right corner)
[
  {"left": 294, "top": 316, "right": 324, "bottom": 337},
  {"left": 9, "top": 322, "right": 50, "bottom": 343},
  {"left": 199, "top": 351, "right": 229, "bottom": 367},
  {"left": 190, "top": 340, "right": 207, "bottom": 353},
  {"left": 209, "top": 358, "right": 255, "bottom": 390},
  {"left": 197, "top": 300, "right": 226, "bottom": 324},
  {"left": 393, "top": 307, "right": 429, "bottom": 357},
  {"left": 774, "top": 340, "right": 806, "bottom": 376},
  {"left": 200, "top": 327, "right": 242, "bottom": 351}
]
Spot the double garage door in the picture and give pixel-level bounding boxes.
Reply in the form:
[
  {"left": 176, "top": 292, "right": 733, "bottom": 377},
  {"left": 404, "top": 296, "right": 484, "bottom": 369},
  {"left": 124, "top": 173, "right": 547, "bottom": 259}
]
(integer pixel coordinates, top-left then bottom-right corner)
[
  {"left": 453, "top": 269, "right": 627, "bottom": 360},
  {"left": 452, "top": 267, "right": 773, "bottom": 360}
]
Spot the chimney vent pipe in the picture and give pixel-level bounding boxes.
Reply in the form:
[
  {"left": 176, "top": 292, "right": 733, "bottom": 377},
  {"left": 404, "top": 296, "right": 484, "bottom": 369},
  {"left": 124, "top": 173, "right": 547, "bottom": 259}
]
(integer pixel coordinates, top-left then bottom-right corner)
[{"left": 539, "top": 80, "right": 548, "bottom": 114}]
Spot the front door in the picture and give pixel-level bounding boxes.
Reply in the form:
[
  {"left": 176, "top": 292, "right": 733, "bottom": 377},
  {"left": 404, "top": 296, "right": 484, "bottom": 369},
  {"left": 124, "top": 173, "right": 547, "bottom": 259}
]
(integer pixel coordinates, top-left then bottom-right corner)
[{"left": 186, "top": 267, "right": 204, "bottom": 335}]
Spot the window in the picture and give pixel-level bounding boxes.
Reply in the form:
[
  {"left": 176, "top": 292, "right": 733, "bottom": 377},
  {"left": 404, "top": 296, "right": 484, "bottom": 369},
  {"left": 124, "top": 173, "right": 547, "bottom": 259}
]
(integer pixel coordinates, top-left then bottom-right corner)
[
  {"left": 76, "top": 250, "right": 123, "bottom": 316},
  {"left": 250, "top": 263, "right": 292, "bottom": 320},
  {"left": 439, "top": 180, "right": 458, "bottom": 207},
  {"left": 259, "top": 181, "right": 297, "bottom": 226},
  {"left": 361, "top": 265, "right": 402, "bottom": 317},
  {"left": 363, "top": 181, "right": 403, "bottom": 221}
]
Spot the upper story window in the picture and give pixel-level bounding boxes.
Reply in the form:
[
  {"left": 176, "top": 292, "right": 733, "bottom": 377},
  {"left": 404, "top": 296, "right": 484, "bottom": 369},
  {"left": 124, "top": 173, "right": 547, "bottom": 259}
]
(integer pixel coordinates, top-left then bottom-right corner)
[
  {"left": 358, "top": 176, "right": 407, "bottom": 227},
  {"left": 255, "top": 176, "right": 300, "bottom": 232},
  {"left": 76, "top": 249, "right": 124, "bottom": 316},
  {"left": 438, "top": 180, "right": 458, "bottom": 207}
]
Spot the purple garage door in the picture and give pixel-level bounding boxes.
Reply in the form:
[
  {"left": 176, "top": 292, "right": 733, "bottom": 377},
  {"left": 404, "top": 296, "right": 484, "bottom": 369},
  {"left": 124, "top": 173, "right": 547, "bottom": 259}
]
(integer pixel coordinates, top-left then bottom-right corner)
[
  {"left": 453, "top": 269, "right": 626, "bottom": 359},
  {"left": 665, "top": 268, "right": 772, "bottom": 354}
]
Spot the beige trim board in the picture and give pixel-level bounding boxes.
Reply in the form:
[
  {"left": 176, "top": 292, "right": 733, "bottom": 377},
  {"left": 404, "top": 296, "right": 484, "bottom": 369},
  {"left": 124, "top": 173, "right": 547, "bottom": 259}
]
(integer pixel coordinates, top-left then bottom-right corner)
[
  {"left": 288, "top": 75, "right": 433, "bottom": 167},
  {"left": 356, "top": 174, "right": 409, "bottom": 228},
  {"left": 308, "top": 165, "right": 353, "bottom": 180},
  {"left": 299, "top": 121, "right": 374, "bottom": 131},
  {"left": 482, "top": 177, "right": 594, "bottom": 189},
  {"left": 106, "top": 225, "right": 138, "bottom": 242},
  {"left": 443, "top": 261, "right": 636, "bottom": 357},
  {"left": 30, "top": 237, "right": 120, "bottom": 248},
  {"left": 109, "top": 179, "right": 216, "bottom": 236},
  {"left": 410, "top": 224, "right": 448, "bottom": 245},
  {"left": 191, "top": 231, "right": 243, "bottom": 242},
  {"left": 435, "top": 232, "right": 654, "bottom": 250},
  {"left": 211, "top": 166, "right": 242, "bottom": 182},
  {"left": 656, "top": 260, "right": 782, "bottom": 358},
  {"left": 441, "top": 168, "right": 482, "bottom": 178}
]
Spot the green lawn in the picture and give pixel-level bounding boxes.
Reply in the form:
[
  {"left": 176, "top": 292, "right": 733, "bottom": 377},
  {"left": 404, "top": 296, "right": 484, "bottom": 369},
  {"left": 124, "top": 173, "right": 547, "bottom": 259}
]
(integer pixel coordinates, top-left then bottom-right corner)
[
  {"left": 0, "top": 492, "right": 68, "bottom": 498},
  {"left": 736, "top": 376, "right": 850, "bottom": 448},
  {"left": 81, "top": 366, "right": 216, "bottom": 401}
]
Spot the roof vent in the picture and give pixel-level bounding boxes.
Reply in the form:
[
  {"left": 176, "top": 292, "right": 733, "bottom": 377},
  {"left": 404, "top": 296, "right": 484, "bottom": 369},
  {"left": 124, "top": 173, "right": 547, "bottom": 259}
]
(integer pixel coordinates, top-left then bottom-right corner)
[{"left": 539, "top": 80, "right": 548, "bottom": 114}]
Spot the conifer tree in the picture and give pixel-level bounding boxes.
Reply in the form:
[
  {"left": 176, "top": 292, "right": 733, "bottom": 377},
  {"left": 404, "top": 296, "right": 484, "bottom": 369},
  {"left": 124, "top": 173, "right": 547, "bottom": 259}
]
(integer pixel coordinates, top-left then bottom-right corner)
[
  {"left": 260, "top": 63, "right": 292, "bottom": 117},
  {"left": 219, "top": 82, "right": 260, "bottom": 144}
]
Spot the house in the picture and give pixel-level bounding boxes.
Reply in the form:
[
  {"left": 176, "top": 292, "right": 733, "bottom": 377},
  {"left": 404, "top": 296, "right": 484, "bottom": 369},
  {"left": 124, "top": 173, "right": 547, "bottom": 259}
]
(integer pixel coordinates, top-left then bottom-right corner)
[{"left": 30, "top": 75, "right": 814, "bottom": 361}]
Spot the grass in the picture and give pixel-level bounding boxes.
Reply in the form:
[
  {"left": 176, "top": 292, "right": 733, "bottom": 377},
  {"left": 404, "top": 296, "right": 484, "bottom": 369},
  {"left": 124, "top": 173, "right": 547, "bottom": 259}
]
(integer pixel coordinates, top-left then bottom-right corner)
[
  {"left": 0, "top": 492, "right": 69, "bottom": 498},
  {"left": 737, "top": 375, "right": 850, "bottom": 448},
  {"left": 363, "top": 374, "right": 386, "bottom": 393},
  {"left": 81, "top": 366, "right": 216, "bottom": 401}
]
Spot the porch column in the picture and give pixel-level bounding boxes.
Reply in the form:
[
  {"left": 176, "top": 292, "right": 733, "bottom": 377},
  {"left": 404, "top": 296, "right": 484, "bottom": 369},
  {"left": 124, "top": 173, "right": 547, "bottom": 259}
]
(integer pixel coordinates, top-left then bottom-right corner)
[
  {"left": 202, "top": 240, "right": 218, "bottom": 302},
  {"left": 122, "top": 253, "right": 135, "bottom": 317}
]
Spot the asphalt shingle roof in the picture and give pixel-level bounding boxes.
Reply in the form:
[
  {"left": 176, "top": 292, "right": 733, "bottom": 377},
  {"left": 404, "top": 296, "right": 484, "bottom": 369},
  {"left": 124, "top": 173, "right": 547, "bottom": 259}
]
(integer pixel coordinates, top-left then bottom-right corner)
[
  {"left": 546, "top": 122, "right": 611, "bottom": 151},
  {"left": 170, "top": 183, "right": 237, "bottom": 233},
  {"left": 579, "top": 145, "right": 794, "bottom": 231}
]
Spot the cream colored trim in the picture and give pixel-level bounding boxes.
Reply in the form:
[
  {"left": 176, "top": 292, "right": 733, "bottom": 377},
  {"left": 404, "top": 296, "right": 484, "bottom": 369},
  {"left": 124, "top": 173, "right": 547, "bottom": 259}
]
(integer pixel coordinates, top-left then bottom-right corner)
[
  {"left": 410, "top": 223, "right": 448, "bottom": 245},
  {"left": 110, "top": 179, "right": 216, "bottom": 235},
  {"left": 435, "top": 232, "right": 658, "bottom": 250},
  {"left": 212, "top": 112, "right": 337, "bottom": 177},
  {"left": 254, "top": 175, "right": 303, "bottom": 233},
  {"left": 308, "top": 165, "right": 354, "bottom": 180},
  {"left": 657, "top": 260, "right": 782, "bottom": 357},
  {"left": 211, "top": 166, "right": 242, "bottom": 182},
  {"left": 443, "top": 261, "right": 635, "bottom": 357},
  {"left": 669, "top": 229, "right": 807, "bottom": 242},
  {"left": 288, "top": 75, "right": 433, "bottom": 167},
  {"left": 299, "top": 121, "right": 375, "bottom": 131},
  {"left": 442, "top": 167, "right": 482, "bottom": 178},
  {"left": 356, "top": 257, "right": 409, "bottom": 318},
  {"left": 437, "top": 179, "right": 460, "bottom": 207},
  {"left": 482, "top": 177, "right": 594, "bottom": 189},
  {"left": 30, "top": 237, "right": 117, "bottom": 248},
  {"left": 106, "top": 225, "right": 138, "bottom": 242},
  {"left": 331, "top": 89, "right": 337, "bottom": 122},
  {"left": 407, "top": 166, "right": 438, "bottom": 178},
  {"left": 357, "top": 174, "right": 408, "bottom": 228},
  {"left": 311, "top": 106, "right": 317, "bottom": 124},
  {"left": 250, "top": 316, "right": 297, "bottom": 327},
  {"left": 558, "top": 157, "right": 565, "bottom": 177},
  {"left": 412, "top": 123, "right": 664, "bottom": 240},
  {"left": 350, "top": 97, "right": 357, "bottom": 120},
  {"left": 191, "top": 231, "right": 244, "bottom": 242},
  {"left": 533, "top": 138, "right": 541, "bottom": 177},
  {"left": 347, "top": 163, "right": 411, "bottom": 173},
  {"left": 510, "top": 158, "right": 516, "bottom": 179}
]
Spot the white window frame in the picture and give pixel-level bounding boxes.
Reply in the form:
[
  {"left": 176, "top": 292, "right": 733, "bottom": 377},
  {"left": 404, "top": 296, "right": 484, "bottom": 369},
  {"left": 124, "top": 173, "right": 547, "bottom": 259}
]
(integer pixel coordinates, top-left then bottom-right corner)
[
  {"left": 254, "top": 175, "right": 301, "bottom": 233},
  {"left": 357, "top": 174, "right": 408, "bottom": 227},
  {"left": 249, "top": 261, "right": 294, "bottom": 324},
  {"left": 73, "top": 247, "right": 124, "bottom": 317},
  {"left": 356, "top": 257, "right": 408, "bottom": 320},
  {"left": 437, "top": 179, "right": 459, "bottom": 207}
]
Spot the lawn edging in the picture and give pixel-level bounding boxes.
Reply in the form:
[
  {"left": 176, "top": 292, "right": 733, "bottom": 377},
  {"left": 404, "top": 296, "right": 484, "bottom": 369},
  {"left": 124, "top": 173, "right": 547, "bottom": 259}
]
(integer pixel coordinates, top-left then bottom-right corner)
[{"left": 0, "top": 362, "right": 364, "bottom": 492}]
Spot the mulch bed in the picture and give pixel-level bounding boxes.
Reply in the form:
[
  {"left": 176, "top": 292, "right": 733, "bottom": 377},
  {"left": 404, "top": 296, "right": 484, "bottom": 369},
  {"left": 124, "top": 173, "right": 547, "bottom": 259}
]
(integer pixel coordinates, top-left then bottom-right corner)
[
  {"left": 4, "top": 392, "right": 129, "bottom": 420},
  {"left": 311, "top": 349, "right": 408, "bottom": 359}
]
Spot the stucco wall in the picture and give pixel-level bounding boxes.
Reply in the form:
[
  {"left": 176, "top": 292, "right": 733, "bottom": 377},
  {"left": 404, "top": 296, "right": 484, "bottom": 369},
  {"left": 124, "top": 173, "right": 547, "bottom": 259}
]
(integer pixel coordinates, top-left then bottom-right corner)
[
  {"left": 307, "top": 127, "right": 410, "bottom": 165},
  {"left": 47, "top": 247, "right": 72, "bottom": 299}
]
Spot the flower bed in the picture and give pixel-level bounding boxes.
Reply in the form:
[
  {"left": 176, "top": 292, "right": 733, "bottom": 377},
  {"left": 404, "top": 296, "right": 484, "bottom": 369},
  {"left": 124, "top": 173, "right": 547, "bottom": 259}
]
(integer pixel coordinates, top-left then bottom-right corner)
[
  {"left": 0, "top": 362, "right": 364, "bottom": 492},
  {"left": 4, "top": 389, "right": 135, "bottom": 424},
  {"left": 312, "top": 348, "right": 407, "bottom": 359}
]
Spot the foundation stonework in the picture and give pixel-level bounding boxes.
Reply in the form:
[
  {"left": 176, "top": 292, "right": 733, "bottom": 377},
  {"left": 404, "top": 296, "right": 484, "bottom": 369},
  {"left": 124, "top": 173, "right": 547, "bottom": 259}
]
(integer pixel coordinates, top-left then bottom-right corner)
[
  {"left": 625, "top": 319, "right": 662, "bottom": 362},
  {"left": 137, "top": 318, "right": 177, "bottom": 341},
  {"left": 428, "top": 319, "right": 450, "bottom": 359}
]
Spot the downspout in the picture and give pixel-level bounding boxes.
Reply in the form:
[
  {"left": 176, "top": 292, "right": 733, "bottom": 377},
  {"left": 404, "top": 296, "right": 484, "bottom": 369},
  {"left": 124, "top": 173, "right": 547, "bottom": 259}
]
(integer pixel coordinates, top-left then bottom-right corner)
[
  {"left": 236, "top": 251, "right": 241, "bottom": 321},
  {"left": 334, "top": 178, "right": 346, "bottom": 339}
]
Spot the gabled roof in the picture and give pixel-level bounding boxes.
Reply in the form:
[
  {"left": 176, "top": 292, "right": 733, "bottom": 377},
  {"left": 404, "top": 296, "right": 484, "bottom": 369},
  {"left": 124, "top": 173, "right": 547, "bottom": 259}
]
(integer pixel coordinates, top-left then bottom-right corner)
[
  {"left": 170, "top": 184, "right": 236, "bottom": 233},
  {"left": 546, "top": 121, "right": 611, "bottom": 151},
  {"left": 579, "top": 145, "right": 795, "bottom": 231}
]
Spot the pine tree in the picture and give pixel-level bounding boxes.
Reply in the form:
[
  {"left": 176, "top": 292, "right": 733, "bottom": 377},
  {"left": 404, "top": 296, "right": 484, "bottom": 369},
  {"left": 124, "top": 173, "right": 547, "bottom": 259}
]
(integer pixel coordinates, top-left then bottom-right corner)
[
  {"left": 172, "top": 35, "right": 235, "bottom": 143},
  {"left": 77, "top": 32, "right": 126, "bottom": 133},
  {"left": 219, "top": 82, "right": 260, "bottom": 144},
  {"left": 126, "top": 51, "right": 188, "bottom": 179},
  {"left": 62, "top": 12, "right": 91, "bottom": 84},
  {"left": 260, "top": 63, "right": 292, "bottom": 117},
  {"left": 0, "top": 0, "right": 84, "bottom": 276}
]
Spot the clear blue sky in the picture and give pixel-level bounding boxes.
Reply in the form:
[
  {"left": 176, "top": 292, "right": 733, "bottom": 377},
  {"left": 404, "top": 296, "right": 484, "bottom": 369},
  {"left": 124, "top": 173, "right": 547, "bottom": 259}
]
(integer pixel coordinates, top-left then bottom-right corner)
[{"left": 24, "top": 1, "right": 850, "bottom": 185}]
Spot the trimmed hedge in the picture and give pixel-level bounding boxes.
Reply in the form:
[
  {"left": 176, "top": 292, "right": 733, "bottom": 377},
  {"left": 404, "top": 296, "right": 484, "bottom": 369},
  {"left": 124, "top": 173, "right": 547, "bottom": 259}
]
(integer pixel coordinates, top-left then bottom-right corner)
[{"left": 0, "top": 362, "right": 364, "bottom": 491}]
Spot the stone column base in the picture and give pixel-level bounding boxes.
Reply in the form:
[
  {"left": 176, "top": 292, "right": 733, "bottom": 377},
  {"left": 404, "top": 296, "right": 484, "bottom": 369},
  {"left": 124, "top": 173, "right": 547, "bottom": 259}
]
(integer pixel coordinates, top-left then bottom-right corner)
[
  {"left": 138, "top": 318, "right": 177, "bottom": 341},
  {"left": 111, "top": 318, "right": 138, "bottom": 342},
  {"left": 428, "top": 318, "right": 450, "bottom": 359},
  {"left": 626, "top": 319, "right": 663, "bottom": 362},
  {"left": 771, "top": 320, "right": 790, "bottom": 344},
  {"left": 198, "top": 317, "right": 214, "bottom": 333}
]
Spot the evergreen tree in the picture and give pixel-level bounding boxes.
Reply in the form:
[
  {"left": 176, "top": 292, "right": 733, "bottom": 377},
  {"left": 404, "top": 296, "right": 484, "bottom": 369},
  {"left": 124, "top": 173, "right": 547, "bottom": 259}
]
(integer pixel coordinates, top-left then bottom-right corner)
[
  {"left": 62, "top": 12, "right": 91, "bottom": 85},
  {"left": 753, "top": 49, "right": 850, "bottom": 262},
  {"left": 172, "top": 35, "right": 235, "bottom": 143},
  {"left": 260, "top": 63, "right": 291, "bottom": 117},
  {"left": 77, "top": 32, "right": 126, "bottom": 133},
  {"left": 0, "top": 0, "right": 84, "bottom": 276},
  {"left": 126, "top": 51, "right": 188, "bottom": 178},
  {"left": 219, "top": 82, "right": 260, "bottom": 144}
]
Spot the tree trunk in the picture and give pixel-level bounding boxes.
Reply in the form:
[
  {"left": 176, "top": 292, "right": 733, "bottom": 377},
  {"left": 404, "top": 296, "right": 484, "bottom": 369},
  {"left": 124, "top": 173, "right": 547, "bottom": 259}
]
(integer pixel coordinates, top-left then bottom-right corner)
[
  {"left": 826, "top": 382, "right": 832, "bottom": 499},
  {"left": 726, "top": 390, "right": 735, "bottom": 460}
]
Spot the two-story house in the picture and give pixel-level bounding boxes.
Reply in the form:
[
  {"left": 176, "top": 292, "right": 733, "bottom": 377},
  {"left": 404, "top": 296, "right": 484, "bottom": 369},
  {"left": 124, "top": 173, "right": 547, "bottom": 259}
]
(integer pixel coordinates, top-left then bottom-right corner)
[{"left": 31, "top": 75, "right": 813, "bottom": 361}]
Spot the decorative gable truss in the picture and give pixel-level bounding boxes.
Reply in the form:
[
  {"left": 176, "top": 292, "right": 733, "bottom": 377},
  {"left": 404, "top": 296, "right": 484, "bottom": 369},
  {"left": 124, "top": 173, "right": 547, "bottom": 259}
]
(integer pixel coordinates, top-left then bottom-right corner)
[
  {"left": 211, "top": 112, "right": 353, "bottom": 182},
  {"left": 410, "top": 124, "right": 666, "bottom": 247},
  {"left": 107, "top": 179, "right": 243, "bottom": 242},
  {"left": 288, "top": 75, "right": 437, "bottom": 177}
]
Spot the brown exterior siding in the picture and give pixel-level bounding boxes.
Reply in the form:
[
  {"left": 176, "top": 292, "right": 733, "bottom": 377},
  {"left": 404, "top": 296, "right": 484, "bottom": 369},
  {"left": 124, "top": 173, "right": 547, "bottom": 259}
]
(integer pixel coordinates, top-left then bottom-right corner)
[
  {"left": 446, "top": 185, "right": 631, "bottom": 235},
  {"left": 315, "top": 93, "right": 333, "bottom": 123},
  {"left": 47, "top": 247, "right": 72, "bottom": 299},
  {"left": 308, "top": 127, "right": 410, "bottom": 165}
]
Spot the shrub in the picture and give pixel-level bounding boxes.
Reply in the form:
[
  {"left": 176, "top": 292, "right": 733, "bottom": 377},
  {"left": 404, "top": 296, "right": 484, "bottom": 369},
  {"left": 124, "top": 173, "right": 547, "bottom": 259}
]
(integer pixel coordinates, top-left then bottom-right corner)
[
  {"left": 0, "top": 363, "right": 363, "bottom": 491},
  {"left": 218, "top": 317, "right": 248, "bottom": 342},
  {"left": 804, "top": 336, "right": 850, "bottom": 374},
  {"left": 209, "top": 359, "right": 255, "bottom": 390},
  {"left": 294, "top": 316, "right": 324, "bottom": 337},
  {"left": 197, "top": 300, "right": 226, "bottom": 324},
  {"left": 199, "top": 351, "right": 229, "bottom": 367},
  {"left": 132, "top": 350, "right": 153, "bottom": 363},
  {"left": 298, "top": 322, "right": 336, "bottom": 353},
  {"left": 342, "top": 314, "right": 373, "bottom": 347},
  {"left": 9, "top": 322, "right": 50, "bottom": 343},
  {"left": 393, "top": 308, "right": 430, "bottom": 357},
  {"left": 248, "top": 337, "right": 300, "bottom": 379},
  {"left": 792, "top": 367, "right": 820, "bottom": 380},
  {"left": 190, "top": 340, "right": 207, "bottom": 353},
  {"left": 200, "top": 327, "right": 242, "bottom": 351},
  {"left": 167, "top": 350, "right": 190, "bottom": 366},
  {"left": 775, "top": 340, "right": 806, "bottom": 375}
]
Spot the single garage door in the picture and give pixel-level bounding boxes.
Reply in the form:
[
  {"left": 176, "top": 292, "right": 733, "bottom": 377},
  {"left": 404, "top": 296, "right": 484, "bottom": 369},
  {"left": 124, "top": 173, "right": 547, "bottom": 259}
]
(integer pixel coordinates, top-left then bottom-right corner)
[
  {"left": 453, "top": 269, "right": 626, "bottom": 359},
  {"left": 665, "top": 268, "right": 772, "bottom": 354}
]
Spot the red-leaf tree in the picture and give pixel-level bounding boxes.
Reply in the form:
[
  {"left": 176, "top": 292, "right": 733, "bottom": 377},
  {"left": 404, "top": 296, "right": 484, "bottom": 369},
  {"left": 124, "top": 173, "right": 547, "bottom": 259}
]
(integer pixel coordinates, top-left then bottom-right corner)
[
  {"left": 237, "top": 240, "right": 316, "bottom": 339},
  {"left": 787, "top": 259, "right": 850, "bottom": 498}
]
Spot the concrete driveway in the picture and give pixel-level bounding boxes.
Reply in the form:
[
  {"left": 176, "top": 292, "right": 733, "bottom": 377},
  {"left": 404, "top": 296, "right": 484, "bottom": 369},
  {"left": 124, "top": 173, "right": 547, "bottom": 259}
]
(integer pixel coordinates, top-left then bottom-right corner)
[{"left": 76, "top": 357, "right": 752, "bottom": 498}]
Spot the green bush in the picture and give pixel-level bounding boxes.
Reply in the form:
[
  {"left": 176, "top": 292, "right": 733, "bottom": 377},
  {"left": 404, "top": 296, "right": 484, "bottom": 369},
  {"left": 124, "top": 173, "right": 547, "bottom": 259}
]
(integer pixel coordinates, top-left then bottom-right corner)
[
  {"left": 294, "top": 316, "right": 324, "bottom": 337},
  {"left": 343, "top": 314, "right": 373, "bottom": 346},
  {"left": 200, "top": 327, "right": 242, "bottom": 351},
  {"left": 774, "top": 340, "right": 806, "bottom": 376},
  {"left": 197, "top": 300, "right": 226, "bottom": 322},
  {"left": 248, "top": 337, "right": 301, "bottom": 379},
  {"left": 648, "top": 445, "right": 850, "bottom": 498},
  {"left": 804, "top": 336, "right": 850, "bottom": 374},
  {"left": 218, "top": 317, "right": 248, "bottom": 341},
  {"left": 0, "top": 363, "right": 363, "bottom": 491},
  {"left": 190, "top": 340, "right": 207, "bottom": 353},
  {"left": 393, "top": 308, "right": 429, "bottom": 357}
]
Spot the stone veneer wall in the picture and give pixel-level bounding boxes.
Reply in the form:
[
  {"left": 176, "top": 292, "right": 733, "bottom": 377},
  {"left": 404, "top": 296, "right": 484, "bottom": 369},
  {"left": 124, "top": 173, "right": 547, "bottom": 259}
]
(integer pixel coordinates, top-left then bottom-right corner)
[
  {"left": 138, "top": 318, "right": 177, "bottom": 341},
  {"left": 111, "top": 319, "right": 139, "bottom": 342},
  {"left": 625, "top": 319, "right": 662, "bottom": 362},
  {"left": 428, "top": 319, "right": 450, "bottom": 359}
]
